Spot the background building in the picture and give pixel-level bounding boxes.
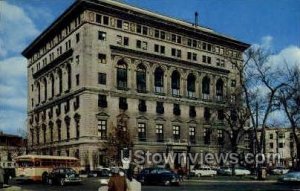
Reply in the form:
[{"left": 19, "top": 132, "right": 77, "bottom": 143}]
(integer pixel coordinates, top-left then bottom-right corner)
[{"left": 22, "top": 0, "right": 249, "bottom": 169}]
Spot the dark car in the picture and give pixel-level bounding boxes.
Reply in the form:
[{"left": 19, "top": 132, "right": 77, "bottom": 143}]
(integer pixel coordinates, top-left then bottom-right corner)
[
  {"left": 88, "top": 168, "right": 110, "bottom": 177},
  {"left": 137, "top": 168, "right": 180, "bottom": 186},
  {"left": 48, "top": 167, "right": 81, "bottom": 186}
]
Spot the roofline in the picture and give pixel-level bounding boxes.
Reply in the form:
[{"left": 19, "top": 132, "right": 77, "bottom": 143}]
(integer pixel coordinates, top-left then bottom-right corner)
[
  {"left": 22, "top": 0, "right": 250, "bottom": 58},
  {"left": 15, "top": 155, "right": 78, "bottom": 160}
]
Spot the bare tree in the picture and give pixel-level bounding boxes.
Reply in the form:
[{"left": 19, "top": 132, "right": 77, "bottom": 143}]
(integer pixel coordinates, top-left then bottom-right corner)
[
  {"left": 278, "top": 65, "right": 300, "bottom": 169},
  {"left": 104, "top": 112, "right": 133, "bottom": 166}
]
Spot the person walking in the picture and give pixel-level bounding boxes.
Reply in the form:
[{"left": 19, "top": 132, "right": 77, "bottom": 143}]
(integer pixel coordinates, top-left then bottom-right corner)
[
  {"left": 108, "top": 168, "right": 127, "bottom": 191},
  {"left": 126, "top": 170, "right": 141, "bottom": 191}
]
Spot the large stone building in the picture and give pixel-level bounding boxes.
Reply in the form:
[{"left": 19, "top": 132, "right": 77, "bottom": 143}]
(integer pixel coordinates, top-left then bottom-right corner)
[{"left": 22, "top": 0, "right": 249, "bottom": 169}]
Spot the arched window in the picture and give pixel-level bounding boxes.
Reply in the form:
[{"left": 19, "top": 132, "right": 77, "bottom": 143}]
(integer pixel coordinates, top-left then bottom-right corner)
[
  {"left": 154, "top": 67, "right": 164, "bottom": 93},
  {"left": 216, "top": 79, "right": 224, "bottom": 101},
  {"left": 43, "top": 78, "right": 47, "bottom": 101},
  {"left": 202, "top": 76, "right": 210, "bottom": 100},
  {"left": 116, "top": 60, "right": 127, "bottom": 90},
  {"left": 42, "top": 124, "right": 46, "bottom": 144},
  {"left": 171, "top": 70, "right": 180, "bottom": 96},
  {"left": 57, "top": 69, "right": 63, "bottom": 94},
  {"left": 66, "top": 64, "right": 72, "bottom": 90},
  {"left": 50, "top": 74, "right": 55, "bottom": 98},
  {"left": 187, "top": 73, "right": 196, "bottom": 98},
  {"left": 65, "top": 116, "right": 71, "bottom": 141},
  {"left": 56, "top": 119, "right": 62, "bottom": 142},
  {"left": 74, "top": 113, "right": 81, "bottom": 139},
  {"left": 49, "top": 121, "right": 54, "bottom": 143},
  {"left": 37, "top": 82, "right": 41, "bottom": 103},
  {"left": 136, "top": 64, "right": 146, "bottom": 93}
]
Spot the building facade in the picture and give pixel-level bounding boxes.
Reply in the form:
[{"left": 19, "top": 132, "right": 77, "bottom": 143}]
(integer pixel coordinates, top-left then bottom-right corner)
[
  {"left": 22, "top": 0, "right": 249, "bottom": 169},
  {"left": 0, "top": 132, "right": 26, "bottom": 167}
]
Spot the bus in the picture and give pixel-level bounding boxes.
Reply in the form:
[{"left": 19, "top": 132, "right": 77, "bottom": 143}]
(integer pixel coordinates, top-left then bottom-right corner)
[{"left": 15, "top": 155, "right": 80, "bottom": 182}]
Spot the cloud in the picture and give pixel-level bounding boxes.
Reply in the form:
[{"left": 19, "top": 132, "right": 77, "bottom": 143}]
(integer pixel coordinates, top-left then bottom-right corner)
[
  {"left": 0, "top": 109, "right": 26, "bottom": 135},
  {"left": 0, "top": 1, "right": 39, "bottom": 58}
]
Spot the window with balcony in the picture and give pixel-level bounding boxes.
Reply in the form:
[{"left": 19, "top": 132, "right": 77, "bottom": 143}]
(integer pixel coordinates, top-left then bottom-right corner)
[
  {"left": 138, "top": 123, "right": 146, "bottom": 141},
  {"left": 187, "top": 73, "right": 196, "bottom": 98},
  {"left": 117, "top": 60, "right": 128, "bottom": 90},
  {"left": 156, "top": 124, "right": 164, "bottom": 142},
  {"left": 98, "top": 120, "right": 107, "bottom": 139},
  {"left": 138, "top": 100, "right": 147, "bottom": 112},
  {"left": 173, "top": 104, "right": 181, "bottom": 116},
  {"left": 136, "top": 64, "right": 146, "bottom": 93},
  {"left": 173, "top": 125, "right": 180, "bottom": 141},
  {"left": 189, "top": 127, "right": 196, "bottom": 144},
  {"left": 119, "top": 97, "right": 128, "bottom": 110},
  {"left": 216, "top": 79, "right": 224, "bottom": 101},
  {"left": 98, "top": 94, "right": 107, "bottom": 108},
  {"left": 156, "top": 102, "right": 164, "bottom": 114},
  {"left": 202, "top": 76, "right": 210, "bottom": 99},
  {"left": 171, "top": 70, "right": 180, "bottom": 96},
  {"left": 154, "top": 67, "right": 164, "bottom": 94}
]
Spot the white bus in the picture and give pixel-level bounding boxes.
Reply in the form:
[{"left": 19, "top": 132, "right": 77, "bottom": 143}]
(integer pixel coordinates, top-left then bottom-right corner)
[{"left": 15, "top": 155, "right": 80, "bottom": 182}]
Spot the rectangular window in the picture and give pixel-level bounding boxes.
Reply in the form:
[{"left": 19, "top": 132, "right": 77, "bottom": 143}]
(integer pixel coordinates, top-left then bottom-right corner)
[
  {"left": 189, "top": 127, "right": 196, "bottom": 143},
  {"left": 202, "top": 42, "right": 207, "bottom": 50},
  {"left": 98, "top": 94, "right": 107, "bottom": 108},
  {"left": 136, "top": 40, "right": 142, "bottom": 49},
  {"left": 173, "top": 125, "right": 180, "bottom": 141},
  {"left": 204, "top": 128, "right": 211, "bottom": 145},
  {"left": 98, "top": 120, "right": 107, "bottom": 139},
  {"left": 154, "top": 44, "right": 159, "bottom": 53},
  {"left": 216, "top": 58, "right": 220, "bottom": 66},
  {"left": 76, "top": 74, "right": 80, "bottom": 86},
  {"left": 270, "top": 142, "right": 274, "bottom": 149},
  {"left": 96, "top": 14, "right": 102, "bottom": 23},
  {"left": 124, "top": 37, "right": 129, "bottom": 46},
  {"left": 119, "top": 97, "right": 128, "bottom": 110},
  {"left": 172, "top": 34, "right": 176, "bottom": 42},
  {"left": 142, "top": 26, "right": 148, "bottom": 35},
  {"left": 76, "top": 33, "right": 80, "bottom": 43},
  {"left": 156, "top": 124, "right": 164, "bottom": 142},
  {"left": 192, "top": 40, "right": 197, "bottom": 48},
  {"left": 160, "top": 31, "right": 165, "bottom": 39},
  {"left": 117, "top": 19, "right": 122, "bottom": 28},
  {"left": 177, "top": 36, "right": 181, "bottom": 44},
  {"left": 98, "top": 53, "right": 106, "bottom": 64},
  {"left": 155, "top": 29, "right": 159, "bottom": 38},
  {"left": 138, "top": 123, "right": 146, "bottom": 141},
  {"left": 98, "top": 31, "right": 106, "bottom": 40},
  {"left": 187, "top": 52, "right": 192, "bottom": 60},
  {"left": 187, "top": 39, "right": 192, "bottom": 47},
  {"left": 160, "top": 46, "right": 165, "bottom": 54},
  {"left": 103, "top": 16, "right": 109, "bottom": 25},
  {"left": 142, "top": 41, "right": 148, "bottom": 50},
  {"left": 207, "top": 44, "right": 212, "bottom": 51},
  {"left": 279, "top": 143, "right": 284, "bottom": 148},
  {"left": 136, "top": 24, "right": 142, "bottom": 33},
  {"left": 98, "top": 73, "right": 106, "bottom": 85}
]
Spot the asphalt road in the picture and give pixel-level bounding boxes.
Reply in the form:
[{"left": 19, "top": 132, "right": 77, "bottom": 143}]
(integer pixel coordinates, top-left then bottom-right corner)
[{"left": 4, "top": 177, "right": 300, "bottom": 191}]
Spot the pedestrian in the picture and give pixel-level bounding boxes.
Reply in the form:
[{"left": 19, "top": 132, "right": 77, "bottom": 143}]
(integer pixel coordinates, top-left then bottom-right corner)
[
  {"left": 177, "top": 167, "right": 184, "bottom": 181},
  {"left": 108, "top": 167, "right": 127, "bottom": 191},
  {"left": 126, "top": 169, "right": 141, "bottom": 191}
]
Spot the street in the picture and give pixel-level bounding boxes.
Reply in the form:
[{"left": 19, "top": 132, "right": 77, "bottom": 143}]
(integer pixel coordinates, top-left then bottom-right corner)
[{"left": 4, "top": 177, "right": 300, "bottom": 191}]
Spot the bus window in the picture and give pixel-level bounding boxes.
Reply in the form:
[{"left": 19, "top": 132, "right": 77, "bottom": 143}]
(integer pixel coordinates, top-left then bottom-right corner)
[
  {"left": 17, "top": 161, "right": 34, "bottom": 167},
  {"left": 35, "top": 161, "right": 40, "bottom": 167}
]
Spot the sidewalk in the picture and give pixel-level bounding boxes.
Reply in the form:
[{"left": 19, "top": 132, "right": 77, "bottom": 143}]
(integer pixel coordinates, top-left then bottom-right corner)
[
  {"left": 185, "top": 179, "right": 277, "bottom": 183},
  {"left": 1, "top": 184, "right": 22, "bottom": 191}
]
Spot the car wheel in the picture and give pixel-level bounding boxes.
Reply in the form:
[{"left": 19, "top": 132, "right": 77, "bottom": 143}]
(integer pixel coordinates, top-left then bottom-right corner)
[
  {"left": 60, "top": 178, "right": 65, "bottom": 186},
  {"left": 164, "top": 180, "right": 170, "bottom": 186},
  {"left": 48, "top": 178, "right": 53, "bottom": 185}
]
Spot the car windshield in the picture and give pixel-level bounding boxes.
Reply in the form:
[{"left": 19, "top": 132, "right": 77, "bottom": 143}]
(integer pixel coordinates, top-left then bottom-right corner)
[
  {"left": 157, "top": 169, "right": 170, "bottom": 174},
  {"left": 65, "top": 168, "right": 76, "bottom": 174}
]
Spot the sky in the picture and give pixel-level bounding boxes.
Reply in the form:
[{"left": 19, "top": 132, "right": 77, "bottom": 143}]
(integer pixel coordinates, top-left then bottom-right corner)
[{"left": 0, "top": 0, "right": 300, "bottom": 135}]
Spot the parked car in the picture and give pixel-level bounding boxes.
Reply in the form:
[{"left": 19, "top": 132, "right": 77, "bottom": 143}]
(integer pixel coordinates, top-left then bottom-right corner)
[
  {"left": 48, "top": 167, "right": 81, "bottom": 186},
  {"left": 278, "top": 171, "right": 300, "bottom": 183},
  {"left": 235, "top": 167, "right": 251, "bottom": 176},
  {"left": 137, "top": 167, "right": 180, "bottom": 186},
  {"left": 191, "top": 166, "right": 217, "bottom": 177},
  {"left": 88, "top": 168, "right": 110, "bottom": 177},
  {"left": 217, "top": 167, "right": 250, "bottom": 176},
  {"left": 272, "top": 167, "right": 289, "bottom": 175},
  {"left": 217, "top": 167, "right": 232, "bottom": 176}
]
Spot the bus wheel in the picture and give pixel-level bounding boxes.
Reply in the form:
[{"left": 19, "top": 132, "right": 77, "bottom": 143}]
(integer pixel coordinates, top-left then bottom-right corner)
[
  {"left": 42, "top": 172, "right": 48, "bottom": 184},
  {"left": 60, "top": 178, "right": 65, "bottom": 186}
]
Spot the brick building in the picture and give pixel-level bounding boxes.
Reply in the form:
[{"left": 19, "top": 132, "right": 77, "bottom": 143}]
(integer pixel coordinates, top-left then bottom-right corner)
[{"left": 22, "top": 0, "right": 249, "bottom": 169}]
